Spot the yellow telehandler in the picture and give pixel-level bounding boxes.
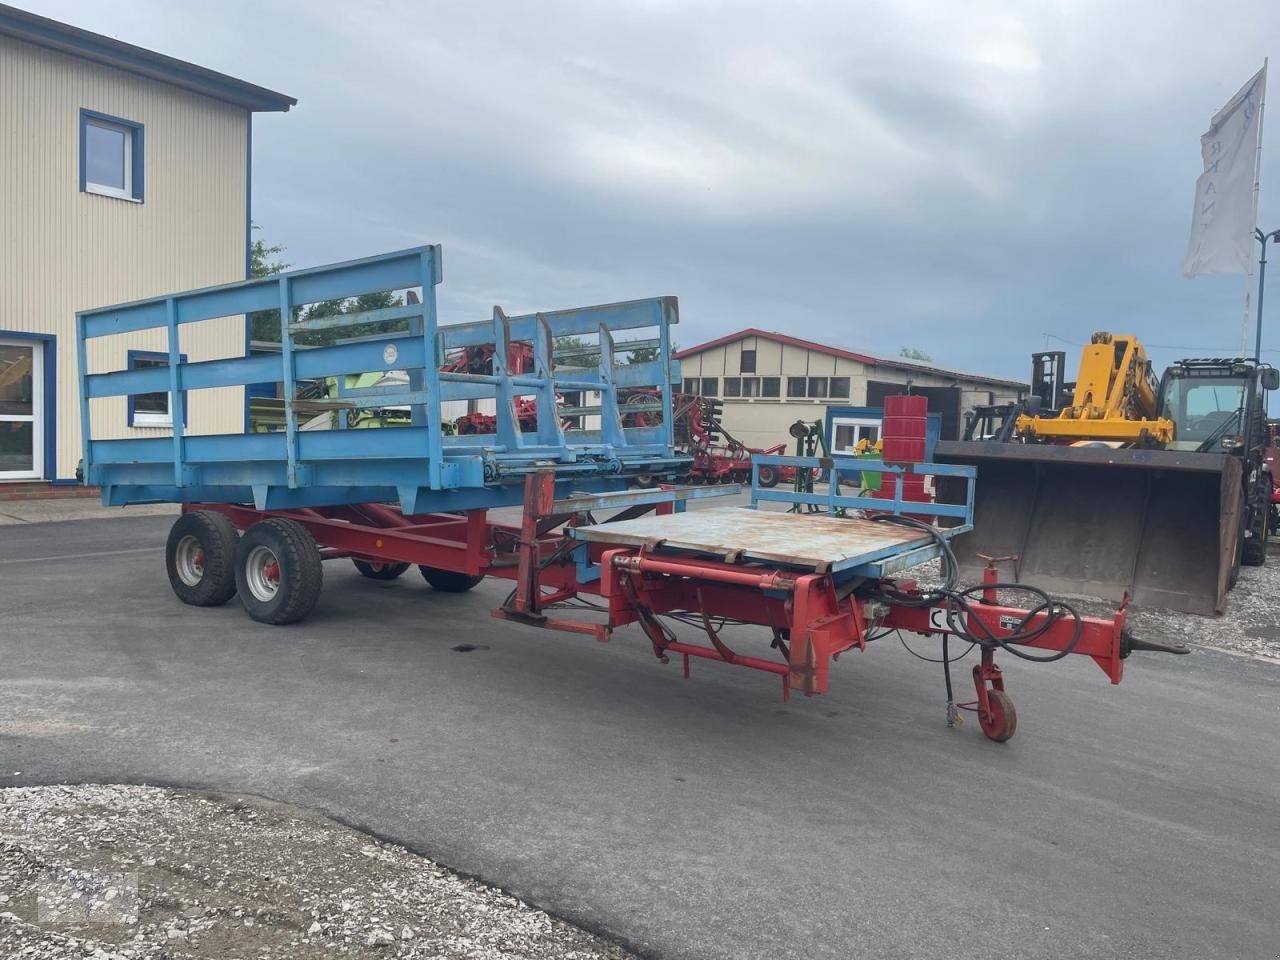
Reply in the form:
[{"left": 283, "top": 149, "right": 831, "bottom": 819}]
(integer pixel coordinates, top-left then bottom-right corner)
[{"left": 936, "top": 334, "right": 1278, "bottom": 615}]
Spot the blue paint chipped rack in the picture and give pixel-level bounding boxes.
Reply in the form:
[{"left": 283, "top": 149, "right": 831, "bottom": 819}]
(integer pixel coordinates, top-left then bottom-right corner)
[{"left": 76, "top": 246, "right": 689, "bottom": 513}]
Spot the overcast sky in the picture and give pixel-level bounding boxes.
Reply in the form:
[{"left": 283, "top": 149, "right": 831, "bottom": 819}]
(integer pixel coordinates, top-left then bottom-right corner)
[{"left": 25, "top": 0, "right": 1280, "bottom": 379}]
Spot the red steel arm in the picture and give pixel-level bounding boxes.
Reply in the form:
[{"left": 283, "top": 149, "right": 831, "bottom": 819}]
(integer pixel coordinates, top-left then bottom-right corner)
[{"left": 880, "top": 600, "right": 1128, "bottom": 684}]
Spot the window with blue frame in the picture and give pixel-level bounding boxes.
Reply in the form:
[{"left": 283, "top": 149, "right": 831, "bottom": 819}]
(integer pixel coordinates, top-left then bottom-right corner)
[
  {"left": 80, "top": 109, "right": 144, "bottom": 202},
  {"left": 128, "top": 351, "right": 185, "bottom": 427}
]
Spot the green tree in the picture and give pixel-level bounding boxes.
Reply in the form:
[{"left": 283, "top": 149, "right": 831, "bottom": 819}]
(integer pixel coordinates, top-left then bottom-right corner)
[
  {"left": 899, "top": 347, "right": 933, "bottom": 362},
  {"left": 248, "top": 225, "right": 289, "bottom": 343},
  {"left": 626, "top": 340, "right": 676, "bottom": 364},
  {"left": 245, "top": 229, "right": 408, "bottom": 346},
  {"left": 293, "top": 291, "right": 406, "bottom": 347},
  {"left": 249, "top": 227, "right": 288, "bottom": 278},
  {"left": 553, "top": 335, "right": 601, "bottom": 368}
]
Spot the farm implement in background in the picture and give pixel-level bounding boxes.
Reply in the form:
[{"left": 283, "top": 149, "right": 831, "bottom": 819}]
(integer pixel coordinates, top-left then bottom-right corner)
[{"left": 623, "top": 389, "right": 789, "bottom": 485}]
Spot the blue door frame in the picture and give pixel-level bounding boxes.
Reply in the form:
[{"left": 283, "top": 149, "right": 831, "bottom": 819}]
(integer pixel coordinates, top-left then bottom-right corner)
[
  {"left": 0, "top": 330, "right": 58, "bottom": 482},
  {"left": 824, "top": 405, "right": 942, "bottom": 461}
]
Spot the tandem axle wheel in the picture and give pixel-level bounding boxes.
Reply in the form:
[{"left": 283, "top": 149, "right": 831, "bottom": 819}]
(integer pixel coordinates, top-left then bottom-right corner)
[
  {"left": 165, "top": 511, "right": 486, "bottom": 626},
  {"left": 164, "top": 510, "right": 239, "bottom": 607},
  {"left": 233, "top": 519, "right": 324, "bottom": 625}
]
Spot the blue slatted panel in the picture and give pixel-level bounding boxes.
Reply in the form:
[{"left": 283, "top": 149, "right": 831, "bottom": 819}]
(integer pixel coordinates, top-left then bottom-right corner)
[
  {"left": 75, "top": 245, "right": 689, "bottom": 510},
  {"left": 748, "top": 455, "right": 976, "bottom": 527}
]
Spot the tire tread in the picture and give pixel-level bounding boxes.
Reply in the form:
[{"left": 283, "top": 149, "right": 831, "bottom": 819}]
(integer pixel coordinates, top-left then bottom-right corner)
[
  {"left": 235, "top": 518, "right": 323, "bottom": 625},
  {"left": 165, "top": 510, "right": 239, "bottom": 607},
  {"left": 353, "top": 559, "right": 410, "bottom": 580},
  {"left": 418, "top": 566, "right": 484, "bottom": 592}
]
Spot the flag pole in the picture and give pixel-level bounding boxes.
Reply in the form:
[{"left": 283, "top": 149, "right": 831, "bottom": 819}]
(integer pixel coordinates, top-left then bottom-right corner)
[{"left": 1243, "top": 58, "right": 1267, "bottom": 355}]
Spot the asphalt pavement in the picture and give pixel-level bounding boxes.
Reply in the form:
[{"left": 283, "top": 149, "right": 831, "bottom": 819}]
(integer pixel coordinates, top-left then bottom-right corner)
[{"left": 2, "top": 514, "right": 1278, "bottom": 959}]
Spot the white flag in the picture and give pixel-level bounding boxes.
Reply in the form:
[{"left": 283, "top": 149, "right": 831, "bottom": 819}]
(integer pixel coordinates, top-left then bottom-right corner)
[{"left": 1182, "top": 65, "right": 1266, "bottom": 278}]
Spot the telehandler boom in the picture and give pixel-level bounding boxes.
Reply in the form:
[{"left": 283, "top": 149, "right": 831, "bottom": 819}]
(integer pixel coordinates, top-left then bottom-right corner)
[{"left": 1013, "top": 332, "right": 1173, "bottom": 445}]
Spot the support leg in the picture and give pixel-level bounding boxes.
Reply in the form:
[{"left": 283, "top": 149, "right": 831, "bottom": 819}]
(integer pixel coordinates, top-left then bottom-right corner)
[
  {"left": 972, "top": 647, "right": 1017, "bottom": 742},
  {"left": 504, "top": 471, "right": 555, "bottom": 624}
]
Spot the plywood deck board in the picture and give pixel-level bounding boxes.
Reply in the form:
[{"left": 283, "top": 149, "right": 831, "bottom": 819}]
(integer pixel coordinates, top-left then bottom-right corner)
[{"left": 571, "top": 506, "right": 931, "bottom": 571}]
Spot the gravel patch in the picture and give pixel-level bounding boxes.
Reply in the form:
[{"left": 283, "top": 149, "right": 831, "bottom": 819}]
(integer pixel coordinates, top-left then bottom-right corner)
[
  {"left": 1118, "top": 553, "right": 1280, "bottom": 662},
  {"left": 904, "top": 544, "right": 1280, "bottom": 661},
  {"left": 0, "top": 784, "right": 633, "bottom": 960}
]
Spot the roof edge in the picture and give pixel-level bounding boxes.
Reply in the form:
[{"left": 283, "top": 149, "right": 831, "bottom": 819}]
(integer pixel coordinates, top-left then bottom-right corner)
[
  {"left": 0, "top": 3, "right": 296, "bottom": 112},
  {"left": 673, "top": 327, "right": 1028, "bottom": 390}
]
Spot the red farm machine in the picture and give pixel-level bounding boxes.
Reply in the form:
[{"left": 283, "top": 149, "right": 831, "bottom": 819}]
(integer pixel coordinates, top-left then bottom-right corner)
[
  {"left": 623, "top": 389, "right": 789, "bottom": 485},
  {"left": 75, "top": 246, "right": 1190, "bottom": 744}
]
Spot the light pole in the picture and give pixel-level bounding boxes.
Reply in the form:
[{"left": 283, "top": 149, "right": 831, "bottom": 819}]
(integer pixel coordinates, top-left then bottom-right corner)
[{"left": 1255, "top": 226, "right": 1280, "bottom": 361}]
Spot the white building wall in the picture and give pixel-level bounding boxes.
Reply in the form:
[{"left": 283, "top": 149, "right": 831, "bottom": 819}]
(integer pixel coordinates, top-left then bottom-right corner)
[
  {"left": 0, "top": 33, "right": 249, "bottom": 479},
  {"left": 678, "top": 339, "right": 1024, "bottom": 450}
]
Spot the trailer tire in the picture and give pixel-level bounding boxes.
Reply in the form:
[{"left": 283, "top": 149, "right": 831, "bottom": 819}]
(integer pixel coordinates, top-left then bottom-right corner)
[
  {"left": 757, "top": 465, "right": 780, "bottom": 488},
  {"left": 166, "top": 510, "right": 239, "bottom": 607},
  {"left": 419, "top": 566, "right": 484, "bottom": 593},
  {"left": 352, "top": 559, "right": 410, "bottom": 580},
  {"left": 235, "top": 518, "right": 324, "bottom": 625}
]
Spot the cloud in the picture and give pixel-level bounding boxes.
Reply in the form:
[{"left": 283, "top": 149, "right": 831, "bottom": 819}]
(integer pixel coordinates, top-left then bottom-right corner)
[{"left": 26, "top": 0, "right": 1280, "bottom": 376}]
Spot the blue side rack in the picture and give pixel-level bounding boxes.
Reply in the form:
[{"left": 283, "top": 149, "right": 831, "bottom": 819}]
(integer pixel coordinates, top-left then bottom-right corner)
[
  {"left": 747, "top": 453, "right": 977, "bottom": 577},
  {"left": 77, "top": 246, "right": 689, "bottom": 514}
]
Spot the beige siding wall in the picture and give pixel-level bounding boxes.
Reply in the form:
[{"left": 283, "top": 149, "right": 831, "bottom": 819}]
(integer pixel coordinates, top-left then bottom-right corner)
[
  {"left": 679, "top": 338, "right": 1023, "bottom": 450},
  {"left": 0, "top": 34, "right": 249, "bottom": 479}
]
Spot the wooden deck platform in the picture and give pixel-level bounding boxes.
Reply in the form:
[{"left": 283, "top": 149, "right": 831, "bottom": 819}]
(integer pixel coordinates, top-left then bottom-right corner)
[{"left": 572, "top": 506, "right": 934, "bottom": 573}]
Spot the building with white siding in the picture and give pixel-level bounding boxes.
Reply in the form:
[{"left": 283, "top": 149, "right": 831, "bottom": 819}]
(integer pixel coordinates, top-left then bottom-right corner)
[
  {"left": 0, "top": 4, "right": 293, "bottom": 489},
  {"left": 675, "top": 328, "right": 1027, "bottom": 451}
]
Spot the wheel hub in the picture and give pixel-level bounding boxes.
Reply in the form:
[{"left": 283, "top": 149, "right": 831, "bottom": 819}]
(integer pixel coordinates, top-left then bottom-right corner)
[
  {"left": 174, "top": 535, "right": 206, "bottom": 587},
  {"left": 245, "top": 546, "right": 282, "bottom": 602}
]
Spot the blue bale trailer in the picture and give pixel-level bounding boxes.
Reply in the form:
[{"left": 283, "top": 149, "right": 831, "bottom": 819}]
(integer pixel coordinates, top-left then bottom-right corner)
[
  {"left": 78, "top": 246, "right": 688, "bottom": 514},
  {"left": 76, "top": 247, "right": 1187, "bottom": 742}
]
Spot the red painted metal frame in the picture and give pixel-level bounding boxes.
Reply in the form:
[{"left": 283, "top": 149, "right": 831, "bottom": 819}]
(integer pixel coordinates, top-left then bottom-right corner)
[
  {"left": 190, "top": 469, "right": 1134, "bottom": 727},
  {"left": 879, "top": 600, "right": 1126, "bottom": 684}
]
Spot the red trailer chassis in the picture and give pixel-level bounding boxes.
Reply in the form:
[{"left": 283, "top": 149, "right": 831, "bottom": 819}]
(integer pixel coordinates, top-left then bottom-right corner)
[{"left": 185, "top": 473, "right": 1186, "bottom": 743}]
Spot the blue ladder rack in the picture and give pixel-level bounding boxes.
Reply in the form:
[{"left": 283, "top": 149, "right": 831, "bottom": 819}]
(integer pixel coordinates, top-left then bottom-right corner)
[{"left": 77, "top": 246, "right": 688, "bottom": 514}]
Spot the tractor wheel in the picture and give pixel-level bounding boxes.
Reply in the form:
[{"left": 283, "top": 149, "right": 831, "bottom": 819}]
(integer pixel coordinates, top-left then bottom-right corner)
[
  {"left": 352, "top": 559, "right": 410, "bottom": 580},
  {"left": 419, "top": 566, "right": 484, "bottom": 593},
  {"left": 757, "top": 465, "right": 780, "bottom": 488},
  {"left": 1242, "top": 505, "right": 1270, "bottom": 566},
  {"left": 165, "top": 510, "right": 240, "bottom": 607},
  {"left": 979, "top": 690, "right": 1017, "bottom": 743},
  {"left": 234, "top": 518, "right": 324, "bottom": 625}
]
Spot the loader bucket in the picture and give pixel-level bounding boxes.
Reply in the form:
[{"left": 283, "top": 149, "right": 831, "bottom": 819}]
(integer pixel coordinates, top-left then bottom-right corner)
[{"left": 934, "top": 441, "right": 1243, "bottom": 616}]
